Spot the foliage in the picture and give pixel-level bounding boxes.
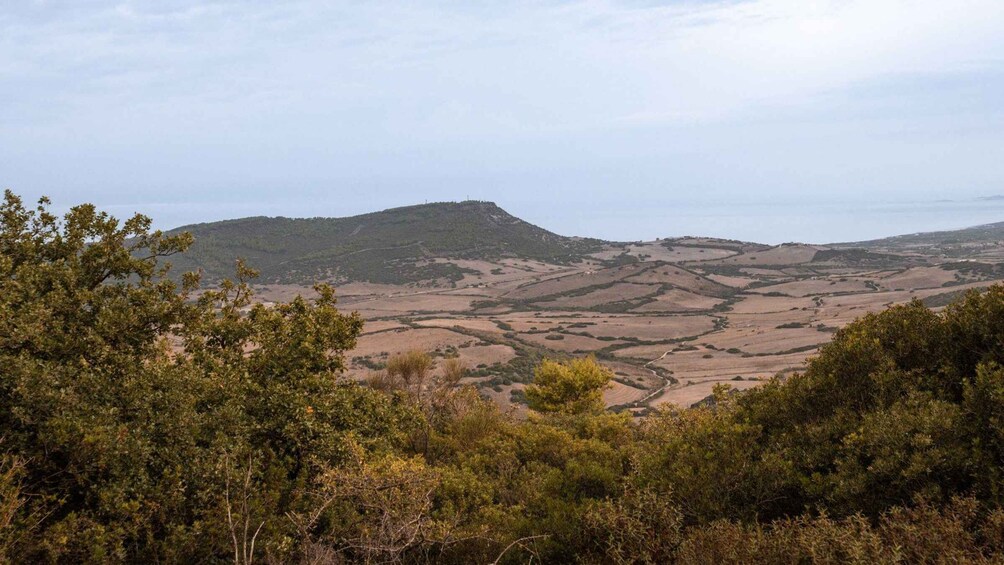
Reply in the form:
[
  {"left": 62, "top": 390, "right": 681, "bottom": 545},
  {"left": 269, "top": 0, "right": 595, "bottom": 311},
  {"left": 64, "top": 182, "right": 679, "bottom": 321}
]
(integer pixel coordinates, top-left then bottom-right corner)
[
  {"left": 525, "top": 357, "right": 612, "bottom": 415},
  {"left": 4, "top": 191, "right": 1004, "bottom": 563},
  {"left": 378, "top": 350, "right": 435, "bottom": 400},
  {"left": 674, "top": 497, "right": 1004, "bottom": 564},
  {"left": 0, "top": 191, "right": 417, "bottom": 562}
]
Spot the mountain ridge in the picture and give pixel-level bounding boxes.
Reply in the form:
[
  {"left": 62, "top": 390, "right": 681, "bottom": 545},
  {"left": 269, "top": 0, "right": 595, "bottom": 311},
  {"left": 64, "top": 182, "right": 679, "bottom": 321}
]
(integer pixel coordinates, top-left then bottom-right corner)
[{"left": 168, "top": 200, "right": 605, "bottom": 284}]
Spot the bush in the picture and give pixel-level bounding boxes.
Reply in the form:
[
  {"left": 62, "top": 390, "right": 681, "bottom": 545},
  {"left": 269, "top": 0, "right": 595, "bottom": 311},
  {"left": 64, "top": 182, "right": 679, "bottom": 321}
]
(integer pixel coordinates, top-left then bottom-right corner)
[{"left": 5, "top": 191, "right": 1004, "bottom": 563}]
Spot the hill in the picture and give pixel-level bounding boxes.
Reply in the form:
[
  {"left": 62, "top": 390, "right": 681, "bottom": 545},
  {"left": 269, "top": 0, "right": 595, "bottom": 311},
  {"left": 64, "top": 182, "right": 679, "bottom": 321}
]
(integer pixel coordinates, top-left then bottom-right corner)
[
  {"left": 169, "top": 202, "right": 1004, "bottom": 286},
  {"left": 167, "top": 201, "right": 604, "bottom": 284},
  {"left": 831, "top": 221, "right": 1004, "bottom": 254}
]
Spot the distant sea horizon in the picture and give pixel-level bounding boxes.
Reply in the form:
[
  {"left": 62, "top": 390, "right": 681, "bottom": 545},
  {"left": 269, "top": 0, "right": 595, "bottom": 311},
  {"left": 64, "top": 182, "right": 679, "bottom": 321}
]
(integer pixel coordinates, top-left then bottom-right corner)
[{"left": 530, "top": 196, "right": 1004, "bottom": 246}]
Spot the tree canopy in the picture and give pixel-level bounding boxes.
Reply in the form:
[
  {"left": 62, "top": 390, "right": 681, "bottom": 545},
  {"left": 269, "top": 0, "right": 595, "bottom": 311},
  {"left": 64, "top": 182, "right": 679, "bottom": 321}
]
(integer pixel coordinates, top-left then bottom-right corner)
[
  {"left": 525, "top": 357, "right": 611, "bottom": 415},
  {"left": 2, "top": 190, "right": 1004, "bottom": 563}
]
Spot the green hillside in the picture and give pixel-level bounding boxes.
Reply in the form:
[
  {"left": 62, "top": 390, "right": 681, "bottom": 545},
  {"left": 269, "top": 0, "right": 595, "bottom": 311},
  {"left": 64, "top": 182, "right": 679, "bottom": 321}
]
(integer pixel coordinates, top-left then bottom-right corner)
[
  {"left": 832, "top": 221, "right": 1004, "bottom": 251},
  {"left": 167, "top": 201, "right": 603, "bottom": 284}
]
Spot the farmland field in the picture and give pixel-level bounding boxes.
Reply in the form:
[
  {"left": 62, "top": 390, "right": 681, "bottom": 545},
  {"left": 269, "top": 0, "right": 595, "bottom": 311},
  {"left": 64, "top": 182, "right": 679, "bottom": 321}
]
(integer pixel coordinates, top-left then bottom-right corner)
[{"left": 252, "top": 231, "right": 1004, "bottom": 412}]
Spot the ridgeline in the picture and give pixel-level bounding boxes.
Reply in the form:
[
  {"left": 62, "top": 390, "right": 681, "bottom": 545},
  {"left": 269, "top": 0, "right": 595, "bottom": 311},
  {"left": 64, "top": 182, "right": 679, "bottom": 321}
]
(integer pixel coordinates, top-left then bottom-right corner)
[{"left": 168, "top": 200, "right": 604, "bottom": 284}]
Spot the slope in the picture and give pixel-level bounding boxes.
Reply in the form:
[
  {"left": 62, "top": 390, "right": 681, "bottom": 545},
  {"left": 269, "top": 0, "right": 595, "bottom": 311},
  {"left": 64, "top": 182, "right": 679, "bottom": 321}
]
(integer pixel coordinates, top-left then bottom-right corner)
[{"left": 167, "top": 200, "right": 603, "bottom": 284}]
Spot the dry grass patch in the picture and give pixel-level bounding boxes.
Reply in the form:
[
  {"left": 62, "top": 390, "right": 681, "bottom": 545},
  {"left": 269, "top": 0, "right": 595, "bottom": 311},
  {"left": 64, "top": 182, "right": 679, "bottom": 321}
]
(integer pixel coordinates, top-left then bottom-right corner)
[
  {"left": 344, "top": 294, "right": 476, "bottom": 317},
  {"left": 658, "top": 246, "right": 739, "bottom": 262},
  {"left": 714, "top": 245, "right": 822, "bottom": 266},
  {"left": 739, "top": 267, "right": 793, "bottom": 278},
  {"left": 504, "top": 264, "right": 648, "bottom": 300},
  {"left": 583, "top": 315, "right": 717, "bottom": 341},
  {"left": 454, "top": 344, "right": 516, "bottom": 368},
  {"left": 624, "top": 267, "right": 730, "bottom": 295},
  {"left": 748, "top": 278, "right": 875, "bottom": 297},
  {"left": 729, "top": 294, "right": 819, "bottom": 314},
  {"left": 495, "top": 316, "right": 573, "bottom": 333},
  {"left": 704, "top": 273, "right": 757, "bottom": 288},
  {"left": 611, "top": 343, "right": 682, "bottom": 360},
  {"left": 359, "top": 320, "right": 410, "bottom": 334},
  {"left": 349, "top": 327, "right": 475, "bottom": 358},
  {"left": 622, "top": 242, "right": 737, "bottom": 262},
  {"left": 438, "top": 286, "right": 503, "bottom": 297},
  {"left": 632, "top": 289, "right": 725, "bottom": 313},
  {"left": 879, "top": 266, "right": 959, "bottom": 289},
  {"left": 540, "top": 282, "right": 658, "bottom": 309},
  {"left": 652, "top": 349, "right": 812, "bottom": 386},
  {"left": 518, "top": 332, "right": 624, "bottom": 353},
  {"left": 603, "top": 380, "right": 648, "bottom": 406},
  {"left": 413, "top": 318, "right": 504, "bottom": 333},
  {"left": 812, "top": 281, "right": 1003, "bottom": 323},
  {"left": 653, "top": 378, "right": 762, "bottom": 408},
  {"left": 701, "top": 324, "right": 826, "bottom": 355}
]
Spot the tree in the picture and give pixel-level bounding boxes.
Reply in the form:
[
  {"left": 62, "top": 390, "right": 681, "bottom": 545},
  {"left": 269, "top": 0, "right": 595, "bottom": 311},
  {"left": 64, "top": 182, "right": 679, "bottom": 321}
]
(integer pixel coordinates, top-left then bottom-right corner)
[
  {"left": 0, "top": 190, "right": 210, "bottom": 560},
  {"left": 0, "top": 191, "right": 404, "bottom": 562},
  {"left": 525, "top": 357, "right": 611, "bottom": 415}
]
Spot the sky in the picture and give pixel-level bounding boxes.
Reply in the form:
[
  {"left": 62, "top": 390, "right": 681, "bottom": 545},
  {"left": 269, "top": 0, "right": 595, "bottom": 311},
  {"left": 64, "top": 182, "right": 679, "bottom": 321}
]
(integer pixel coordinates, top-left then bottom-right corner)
[{"left": 2, "top": 0, "right": 1004, "bottom": 243}]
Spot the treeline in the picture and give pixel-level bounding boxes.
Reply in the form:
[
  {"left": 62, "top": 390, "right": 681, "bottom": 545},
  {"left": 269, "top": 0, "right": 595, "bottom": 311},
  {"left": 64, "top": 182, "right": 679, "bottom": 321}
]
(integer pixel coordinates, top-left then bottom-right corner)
[{"left": 2, "top": 191, "right": 1004, "bottom": 563}]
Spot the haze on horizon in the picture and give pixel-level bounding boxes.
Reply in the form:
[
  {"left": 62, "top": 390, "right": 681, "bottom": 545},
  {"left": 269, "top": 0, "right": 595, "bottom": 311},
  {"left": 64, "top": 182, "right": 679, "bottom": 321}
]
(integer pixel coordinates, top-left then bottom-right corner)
[{"left": 2, "top": 1, "right": 1004, "bottom": 243}]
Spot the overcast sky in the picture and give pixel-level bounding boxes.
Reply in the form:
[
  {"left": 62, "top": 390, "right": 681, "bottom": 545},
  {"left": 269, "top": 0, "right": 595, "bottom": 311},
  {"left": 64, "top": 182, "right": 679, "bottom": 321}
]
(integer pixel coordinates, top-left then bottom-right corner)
[{"left": 2, "top": 0, "right": 1003, "bottom": 241}]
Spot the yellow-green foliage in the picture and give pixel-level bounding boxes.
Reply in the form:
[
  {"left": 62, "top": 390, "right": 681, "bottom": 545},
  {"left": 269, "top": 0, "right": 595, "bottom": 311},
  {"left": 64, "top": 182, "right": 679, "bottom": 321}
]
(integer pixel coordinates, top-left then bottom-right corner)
[
  {"left": 525, "top": 357, "right": 612, "bottom": 414},
  {"left": 4, "top": 190, "right": 1004, "bottom": 563},
  {"left": 674, "top": 498, "right": 1004, "bottom": 564}
]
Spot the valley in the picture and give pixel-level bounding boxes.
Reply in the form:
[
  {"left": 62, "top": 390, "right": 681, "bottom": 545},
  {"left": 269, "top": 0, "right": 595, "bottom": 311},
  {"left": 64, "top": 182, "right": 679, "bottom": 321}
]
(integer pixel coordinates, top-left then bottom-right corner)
[{"left": 178, "top": 202, "right": 1004, "bottom": 413}]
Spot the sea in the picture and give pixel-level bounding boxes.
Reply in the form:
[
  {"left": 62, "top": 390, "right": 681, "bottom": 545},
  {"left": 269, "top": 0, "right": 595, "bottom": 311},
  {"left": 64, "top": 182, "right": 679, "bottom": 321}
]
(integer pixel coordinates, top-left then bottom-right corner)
[{"left": 543, "top": 198, "right": 1004, "bottom": 245}]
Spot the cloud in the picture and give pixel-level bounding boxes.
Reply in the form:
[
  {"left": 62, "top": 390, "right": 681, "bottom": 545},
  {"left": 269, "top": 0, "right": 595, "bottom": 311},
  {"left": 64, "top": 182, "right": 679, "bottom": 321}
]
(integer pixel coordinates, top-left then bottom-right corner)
[
  {"left": 4, "top": 0, "right": 1002, "bottom": 131},
  {"left": 1, "top": 0, "right": 1002, "bottom": 236}
]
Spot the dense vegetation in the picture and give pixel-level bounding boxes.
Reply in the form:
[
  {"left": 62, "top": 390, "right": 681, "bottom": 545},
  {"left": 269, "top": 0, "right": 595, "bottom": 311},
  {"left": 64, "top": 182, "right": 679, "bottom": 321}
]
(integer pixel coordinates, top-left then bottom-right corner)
[
  {"left": 3, "top": 191, "right": 1004, "bottom": 563},
  {"left": 166, "top": 201, "right": 602, "bottom": 284}
]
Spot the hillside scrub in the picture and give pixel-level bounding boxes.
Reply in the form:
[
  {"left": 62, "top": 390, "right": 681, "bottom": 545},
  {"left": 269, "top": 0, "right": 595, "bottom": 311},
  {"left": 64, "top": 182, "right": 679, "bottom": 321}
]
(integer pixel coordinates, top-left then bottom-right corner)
[
  {"left": 165, "top": 201, "right": 602, "bottom": 285},
  {"left": 2, "top": 191, "right": 1004, "bottom": 563}
]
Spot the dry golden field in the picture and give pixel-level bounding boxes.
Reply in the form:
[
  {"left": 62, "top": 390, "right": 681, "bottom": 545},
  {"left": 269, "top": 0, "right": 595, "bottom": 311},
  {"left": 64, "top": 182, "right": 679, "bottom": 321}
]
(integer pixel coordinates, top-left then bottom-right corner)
[{"left": 253, "top": 237, "right": 1004, "bottom": 413}]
